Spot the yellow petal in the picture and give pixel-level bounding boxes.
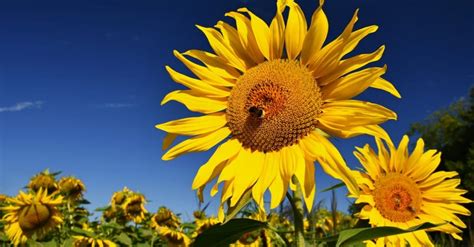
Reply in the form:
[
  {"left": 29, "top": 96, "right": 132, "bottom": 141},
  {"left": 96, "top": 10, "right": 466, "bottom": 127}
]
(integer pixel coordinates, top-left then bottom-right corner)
[
  {"left": 238, "top": 8, "right": 271, "bottom": 60},
  {"left": 269, "top": 170, "right": 287, "bottom": 209},
  {"left": 156, "top": 113, "right": 227, "bottom": 136},
  {"left": 391, "top": 135, "right": 409, "bottom": 173},
  {"left": 342, "top": 25, "right": 378, "bottom": 57},
  {"left": 252, "top": 152, "right": 278, "bottom": 208},
  {"left": 174, "top": 50, "right": 235, "bottom": 87},
  {"left": 162, "top": 127, "right": 231, "bottom": 160},
  {"left": 322, "top": 66, "right": 386, "bottom": 100},
  {"left": 320, "top": 45, "right": 385, "bottom": 85},
  {"left": 371, "top": 77, "right": 401, "bottom": 98},
  {"left": 183, "top": 49, "right": 241, "bottom": 80},
  {"left": 231, "top": 149, "right": 264, "bottom": 206},
  {"left": 192, "top": 139, "right": 242, "bottom": 189},
  {"left": 304, "top": 132, "right": 359, "bottom": 196},
  {"left": 214, "top": 21, "right": 255, "bottom": 69},
  {"left": 225, "top": 11, "right": 265, "bottom": 64},
  {"left": 196, "top": 25, "right": 247, "bottom": 71},
  {"left": 161, "top": 90, "right": 227, "bottom": 114},
  {"left": 418, "top": 171, "right": 458, "bottom": 189},
  {"left": 301, "top": 5, "right": 328, "bottom": 65},
  {"left": 269, "top": 2, "right": 285, "bottom": 60},
  {"left": 320, "top": 100, "right": 397, "bottom": 127},
  {"left": 165, "top": 66, "right": 230, "bottom": 97},
  {"left": 162, "top": 133, "right": 177, "bottom": 150},
  {"left": 285, "top": 1, "right": 307, "bottom": 60}
]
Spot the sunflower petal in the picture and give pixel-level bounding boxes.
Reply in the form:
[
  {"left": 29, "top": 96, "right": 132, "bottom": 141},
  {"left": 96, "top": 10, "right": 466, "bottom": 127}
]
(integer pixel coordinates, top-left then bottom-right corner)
[
  {"left": 162, "top": 133, "right": 177, "bottom": 150},
  {"left": 238, "top": 8, "right": 271, "bottom": 60},
  {"left": 231, "top": 149, "right": 265, "bottom": 206},
  {"left": 156, "top": 113, "right": 227, "bottom": 136},
  {"left": 322, "top": 66, "right": 386, "bottom": 100},
  {"left": 196, "top": 25, "right": 247, "bottom": 71},
  {"left": 301, "top": 4, "right": 328, "bottom": 65},
  {"left": 165, "top": 66, "right": 230, "bottom": 97},
  {"left": 285, "top": 0, "right": 307, "bottom": 60},
  {"left": 183, "top": 50, "right": 241, "bottom": 80},
  {"left": 252, "top": 152, "right": 278, "bottom": 209},
  {"left": 161, "top": 90, "right": 227, "bottom": 114},
  {"left": 162, "top": 127, "right": 231, "bottom": 160},
  {"left": 269, "top": 2, "right": 286, "bottom": 60},
  {"left": 225, "top": 11, "right": 265, "bottom": 64},
  {"left": 174, "top": 50, "right": 235, "bottom": 87},
  {"left": 371, "top": 77, "right": 401, "bottom": 98}
]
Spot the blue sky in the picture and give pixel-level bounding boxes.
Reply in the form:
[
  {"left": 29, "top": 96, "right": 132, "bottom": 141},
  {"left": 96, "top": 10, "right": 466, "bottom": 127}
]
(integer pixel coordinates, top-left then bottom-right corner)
[{"left": 0, "top": 0, "right": 472, "bottom": 221}]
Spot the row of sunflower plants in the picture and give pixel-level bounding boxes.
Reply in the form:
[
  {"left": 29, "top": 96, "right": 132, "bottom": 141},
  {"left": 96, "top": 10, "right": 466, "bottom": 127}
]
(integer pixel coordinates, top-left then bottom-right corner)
[{"left": 0, "top": 169, "right": 360, "bottom": 246}]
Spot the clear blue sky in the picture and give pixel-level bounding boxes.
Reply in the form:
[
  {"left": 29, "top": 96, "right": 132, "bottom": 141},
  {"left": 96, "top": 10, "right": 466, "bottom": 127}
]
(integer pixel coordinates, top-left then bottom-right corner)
[{"left": 0, "top": 0, "right": 473, "bottom": 221}]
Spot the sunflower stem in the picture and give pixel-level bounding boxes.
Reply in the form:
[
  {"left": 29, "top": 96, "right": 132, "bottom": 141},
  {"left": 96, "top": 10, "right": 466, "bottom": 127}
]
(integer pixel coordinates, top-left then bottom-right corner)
[{"left": 287, "top": 177, "right": 305, "bottom": 247}]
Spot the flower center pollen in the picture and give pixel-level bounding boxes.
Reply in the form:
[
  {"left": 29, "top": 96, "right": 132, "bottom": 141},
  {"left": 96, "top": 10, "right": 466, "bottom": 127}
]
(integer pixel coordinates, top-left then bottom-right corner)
[
  {"left": 373, "top": 173, "right": 422, "bottom": 222},
  {"left": 227, "top": 59, "right": 322, "bottom": 152}
]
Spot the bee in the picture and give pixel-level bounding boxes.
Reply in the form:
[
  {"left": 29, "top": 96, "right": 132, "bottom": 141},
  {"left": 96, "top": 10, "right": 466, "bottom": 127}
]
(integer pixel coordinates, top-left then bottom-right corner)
[{"left": 249, "top": 106, "right": 265, "bottom": 119}]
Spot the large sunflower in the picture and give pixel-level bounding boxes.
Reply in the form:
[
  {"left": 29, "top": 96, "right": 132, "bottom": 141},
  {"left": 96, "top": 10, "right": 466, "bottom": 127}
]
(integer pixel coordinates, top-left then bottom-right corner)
[
  {"left": 350, "top": 135, "right": 471, "bottom": 246},
  {"left": 2, "top": 188, "right": 63, "bottom": 246},
  {"left": 157, "top": 0, "right": 399, "bottom": 217}
]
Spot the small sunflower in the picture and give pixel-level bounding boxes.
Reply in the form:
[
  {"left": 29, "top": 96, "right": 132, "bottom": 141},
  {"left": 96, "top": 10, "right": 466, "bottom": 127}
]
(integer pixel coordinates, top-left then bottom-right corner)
[
  {"left": 122, "top": 193, "right": 147, "bottom": 224},
  {"left": 0, "top": 194, "right": 8, "bottom": 202},
  {"left": 110, "top": 187, "right": 131, "bottom": 210},
  {"left": 58, "top": 176, "right": 86, "bottom": 202},
  {"left": 157, "top": 0, "right": 399, "bottom": 216},
  {"left": 157, "top": 226, "right": 191, "bottom": 247},
  {"left": 350, "top": 135, "right": 472, "bottom": 246},
  {"left": 73, "top": 236, "right": 117, "bottom": 247},
  {"left": 193, "top": 217, "right": 219, "bottom": 237},
  {"left": 151, "top": 206, "right": 181, "bottom": 229},
  {"left": 2, "top": 188, "right": 63, "bottom": 246},
  {"left": 28, "top": 171, "right": 58, "bottom": 193}
]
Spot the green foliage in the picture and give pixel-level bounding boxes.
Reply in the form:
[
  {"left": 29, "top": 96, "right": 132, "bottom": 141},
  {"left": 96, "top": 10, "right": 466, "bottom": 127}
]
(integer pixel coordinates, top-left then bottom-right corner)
[{"left": 193, "top": 219, "right": 267, "bottom": 247}]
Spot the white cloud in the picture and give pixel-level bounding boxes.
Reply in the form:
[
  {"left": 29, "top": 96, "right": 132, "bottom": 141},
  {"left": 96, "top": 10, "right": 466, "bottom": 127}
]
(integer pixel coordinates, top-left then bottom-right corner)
[{"left": 0, "top": 101, "right": 43, "bottom": 113}]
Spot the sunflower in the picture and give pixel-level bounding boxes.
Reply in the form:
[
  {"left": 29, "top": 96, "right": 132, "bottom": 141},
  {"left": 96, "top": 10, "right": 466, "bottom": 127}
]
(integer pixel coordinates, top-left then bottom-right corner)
[
  {"left": 2, "top": 188, "right": 63, "bottom": 246},
  {"left": 157, "top": 0, "right": 399, "bottom": 217},
  {"left": 151, "top": 206, "right": 181, "bottom": 229},
  {"left": 122, "top": 193, "right": 147, "bottom": 223},
  {"left": 110, "top": 187, "right": 131, "bottom": 210},
  {"left": 156, "top": 226, "right": 191, "bottom": 247},
  {"left": 73, "top": 236, "right": 117, "bottom": 247},
  {"left": 58, "top": 176, "right": 86, "bottom": 202},
  {"left": 28, "top": 171, "right": 58, "bottom": 193},
  {"left": 350, "top": 135, "right": 471, "bottom": 246}
]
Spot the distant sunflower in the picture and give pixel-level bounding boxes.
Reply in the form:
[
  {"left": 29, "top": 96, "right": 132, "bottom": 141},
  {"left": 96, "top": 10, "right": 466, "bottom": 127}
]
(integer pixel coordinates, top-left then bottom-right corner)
[
  {"left": 157, "top": 226, "right": 191, "bottom": 247},
  {"left": 110, "top": 187, "right": 131, "bottom": 210},
  {"left": 58, "top": 176, "right": 86, "bottom": 202},
  {"left": 151, "top": 207, "right": 181, "bottom": 229},
  {"left": 351, "top": 135, "right": 471, "bottom": 246},
  {"left": 122, "top": 193, "right": 147, "bottom": 223},
  {"left": 28, "top": 171, "right": 58, "bottom": 193},
  {"left": 157, "top": 0, "right": 399, "bottom": 216},
  {"left": 2, "top": 188, "right": 63, "bottom": 246},
  {"left": 73, "top": 236, "right": 117, "bottom": 247}
]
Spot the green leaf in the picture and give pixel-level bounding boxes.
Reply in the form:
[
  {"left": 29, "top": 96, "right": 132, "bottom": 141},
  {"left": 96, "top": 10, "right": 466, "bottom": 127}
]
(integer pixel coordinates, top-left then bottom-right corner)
[
  {"left": 320, "top": 182, "right": 344, "bottom": 193},
  {"left": 224, "top": 189, "right": 252, "bottom": 224},
  {"left": 335, "top": 222, "right": 440, "bottom": 247},
  {"left": 193, "top": 218, "right": 267, "bottom": 247},
  {"left": 71, "top": 227, "right": 96, "bottom": 238},
  {"left": 115, "top": 232, "right": 133, "bottom": 246}
]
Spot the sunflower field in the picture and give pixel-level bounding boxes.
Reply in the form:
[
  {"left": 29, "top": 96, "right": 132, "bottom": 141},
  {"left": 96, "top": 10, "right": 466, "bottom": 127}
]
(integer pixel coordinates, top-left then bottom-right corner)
[{"left": 1, "top": 0, "right": 473, "bottom": 246}]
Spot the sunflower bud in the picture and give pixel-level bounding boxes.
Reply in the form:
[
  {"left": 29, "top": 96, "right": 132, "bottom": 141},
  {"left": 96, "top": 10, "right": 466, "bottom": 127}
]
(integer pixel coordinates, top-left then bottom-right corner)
[{"left": 18, "top": 203, "right": 52, "bottom": 231}]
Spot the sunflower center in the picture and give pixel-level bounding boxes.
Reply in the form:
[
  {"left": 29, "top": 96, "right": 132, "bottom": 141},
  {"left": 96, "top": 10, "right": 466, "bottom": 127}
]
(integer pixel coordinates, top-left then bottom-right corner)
[
  {"left": 227, "top": 59, "right": 322, "bottom": 152},
  {"left": 373, "top": 173, "right": 421, "bottom": 222},
  {"left": 18, "top": 203, "right": 52, "bottom": 231}
]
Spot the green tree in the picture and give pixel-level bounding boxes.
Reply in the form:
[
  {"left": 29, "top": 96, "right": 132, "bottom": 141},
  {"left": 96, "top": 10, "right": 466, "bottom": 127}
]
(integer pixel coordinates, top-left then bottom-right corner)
[{"left": 409, "top": 87, "right": 474, "bottom": 245}]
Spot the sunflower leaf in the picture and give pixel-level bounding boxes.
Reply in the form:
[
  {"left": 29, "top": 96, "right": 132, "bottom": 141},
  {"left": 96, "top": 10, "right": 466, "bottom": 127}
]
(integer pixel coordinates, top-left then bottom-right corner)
[
  {"left": 320, "top": 182, "right": 344, "bottom": 192},
  {"left": 193, "top": 218, "right": 267, "bottom": 247},
  {"left": 334, "top": 222, "right": 440, "bottom": 246},
  {"left": 224, "top": 189, "right": 252, "bottom": 223},
  {"left": 116, "top": 232, "right": 133, "bottom": 246}
]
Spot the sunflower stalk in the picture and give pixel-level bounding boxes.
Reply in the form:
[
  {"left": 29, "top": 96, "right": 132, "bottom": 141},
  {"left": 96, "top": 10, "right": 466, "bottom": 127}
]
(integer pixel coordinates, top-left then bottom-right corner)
[{"left": 287, "top": 176, "right": 306, "bottom": 247}]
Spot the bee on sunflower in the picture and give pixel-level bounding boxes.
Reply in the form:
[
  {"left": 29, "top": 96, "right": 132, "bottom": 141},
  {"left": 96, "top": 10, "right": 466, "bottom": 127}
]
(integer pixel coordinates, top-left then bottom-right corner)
[
  {"left": 348, "top": 135, "right": 472, "bottom": 246},
  {"left": 1, "top": 188, "right": 63, "bottom": 246},
  {"left": 157, "top": 0, "right": 399, "bottom": 217}
]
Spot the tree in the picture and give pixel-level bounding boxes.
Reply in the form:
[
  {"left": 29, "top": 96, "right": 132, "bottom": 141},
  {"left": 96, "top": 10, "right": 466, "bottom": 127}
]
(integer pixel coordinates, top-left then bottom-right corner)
[{"left": 409, "top": 87, "right": 474, "bottom": 245}]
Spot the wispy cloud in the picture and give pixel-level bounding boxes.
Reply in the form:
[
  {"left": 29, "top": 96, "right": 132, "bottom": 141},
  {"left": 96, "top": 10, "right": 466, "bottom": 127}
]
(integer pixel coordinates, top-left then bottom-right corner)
[
  {"left": 0, "top": 101, "right": 44, "bottom": 113},
  {"left": 99, "top": 103, "right": 135, "bottom": 109}
]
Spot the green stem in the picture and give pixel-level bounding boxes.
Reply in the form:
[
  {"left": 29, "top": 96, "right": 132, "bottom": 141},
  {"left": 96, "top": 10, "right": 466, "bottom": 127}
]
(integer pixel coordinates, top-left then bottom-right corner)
[{"left": 286, "top": 177, "right": 305, "bottom": 247}]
